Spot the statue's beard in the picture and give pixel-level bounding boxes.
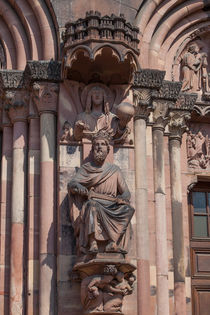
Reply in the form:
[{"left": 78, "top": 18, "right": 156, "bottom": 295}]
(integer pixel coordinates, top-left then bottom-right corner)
[{"left": 93, "top": 151, "right": 107, "bottom": 163}]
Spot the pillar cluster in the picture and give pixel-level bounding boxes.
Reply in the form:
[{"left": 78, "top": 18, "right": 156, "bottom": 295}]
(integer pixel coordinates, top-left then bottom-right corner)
[
  {"left": 133, "top": 70, "right": 197, "bottom": 315},
  {"left": 0, "top": 61, "right": 61, "bottom": 315}
]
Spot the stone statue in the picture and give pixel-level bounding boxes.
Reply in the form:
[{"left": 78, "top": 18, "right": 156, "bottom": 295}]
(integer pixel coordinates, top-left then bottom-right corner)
[
  {"left": 68, "top": 130, "right": 135, "bottom": 255},
  {"left": 81, "top": 265, "right": 135, "bottom": 314},
  {"left": 73, "top": 85, "right": 134, "bottom": 143},
  {"left": 181, "top": 43, "right": 209, "bottom": 93},
  {"left": 187, "top": 130, "right": 209, "bottom": 169}
]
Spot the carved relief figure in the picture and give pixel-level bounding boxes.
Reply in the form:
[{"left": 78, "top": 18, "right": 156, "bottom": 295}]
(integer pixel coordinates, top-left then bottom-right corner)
[
  {"left": 60, "top": 121, "right": 73, "bottom": 143},
  {"left": 81, "top": 265, "right": 135, "bottom": 314},
  {"left": 73, "top": 85, "right": 134, "bottom": 143},
  {"left": 181, "top": 43, "right": 209, "bottom": 93},
  {"left": 68, "top": 131, "right": 135, "bottom": 255},
  {"left": 187, "top": 130, "right": 209, "bottom": 168}
]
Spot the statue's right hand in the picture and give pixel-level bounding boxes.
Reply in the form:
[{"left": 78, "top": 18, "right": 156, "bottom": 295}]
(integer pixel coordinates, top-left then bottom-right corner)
[{"left": 75, "top": 184, "right": 88, "bottom": 196}]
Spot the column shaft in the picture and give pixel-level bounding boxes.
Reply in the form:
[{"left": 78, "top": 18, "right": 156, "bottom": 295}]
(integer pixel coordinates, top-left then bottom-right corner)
[
  {"left": 134, "top": 118, "right": 150, "bottom": 315},
  {"left": 27, "top": 118, "right": 40, "bottom": 315},
  {"left": 39, "top": 112, "right": 56, "bottom": 315},
  {"left": 153, "top": 128, "right": 170, "bottom": 315},
  {"left": 10, "top": 121, "right": 27, "bottom": 315},
  {"left": 0, "top": 126, "right": 12, "bottom": 314},
  {"left": 169, "top": 138, "right": 186, "bottom": 315}
]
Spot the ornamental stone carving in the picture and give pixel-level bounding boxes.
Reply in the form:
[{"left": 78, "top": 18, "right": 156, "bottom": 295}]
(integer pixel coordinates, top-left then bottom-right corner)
[
  {"left": 187, "top": 130, "right": 209, "bottom": 169},
  {"left": 180, "top": 42, "right": 210, "bottom": 97},
  {"left": 81, "top": 265, "right": 135, "bottom": 314},
  {"left": 133, "top": 69, "right": 165, "bottom": 89},
  {"left": 72, "top": 83, "right": 134, "bottom": 143},
  {"left": 32, "top": 82, "right": 59, "bottom": 113}
]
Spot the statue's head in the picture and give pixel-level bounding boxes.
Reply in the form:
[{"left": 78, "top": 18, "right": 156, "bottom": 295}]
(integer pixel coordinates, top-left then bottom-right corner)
[
  {"left": 86, "top": 86, "right": 109, "bottom": 114},
  {"left": 103, "top": 265, "right": 117, "bottom": 276},
  {"left": 188, "top": 43, "right": 199, "bottom": 54},
  {"left": 92, "top": 130, "right": 110, "bottom": 164}
]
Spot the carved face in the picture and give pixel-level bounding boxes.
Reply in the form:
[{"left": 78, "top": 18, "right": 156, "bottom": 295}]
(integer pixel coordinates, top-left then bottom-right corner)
[
  {"left": 92, "top": 138, "right": 109, "bottom": 164},
  {"left": 91, "top": 87, "right": 104, "bottom": 106}
]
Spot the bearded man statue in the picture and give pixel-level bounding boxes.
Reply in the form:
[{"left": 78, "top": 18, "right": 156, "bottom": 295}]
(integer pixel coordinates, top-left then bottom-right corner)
[{"left": 68, "top": 131, "right": 135, "bottom": 255}]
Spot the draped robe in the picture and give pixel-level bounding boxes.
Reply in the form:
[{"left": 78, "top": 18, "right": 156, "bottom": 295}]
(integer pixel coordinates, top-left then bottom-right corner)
[{"left": 68, "top": 161, "right": 134, "bottom": 253}]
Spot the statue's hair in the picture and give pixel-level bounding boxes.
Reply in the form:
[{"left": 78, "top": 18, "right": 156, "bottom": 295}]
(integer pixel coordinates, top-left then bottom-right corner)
[
  {"left": 103, "top": 265, "right": 117, "bottom": 276},
  {"left": 85, "top": 86, "right": 109, "bottom": 114}
]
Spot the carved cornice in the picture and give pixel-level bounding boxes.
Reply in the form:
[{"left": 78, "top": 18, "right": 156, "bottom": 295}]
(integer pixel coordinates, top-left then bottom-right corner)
[
  {"left": 25, "top": 60, "right": 62, "bottom": 83},
  {"left": 63, "top": 11, "right": 140, "bottom": 55},
  {"left": 168, "top": 110, "right": 191, "bottom": 142},
  {"left": 152, "top": 81, "right": 182, "bottom": 101},
  {"left": 173, "top": 92, "right": 197, "bottom": 110},
  {"left": 32, "top": 82, "right": 59, "bottom": 114},
  {"left": 0, "top": 70, "right": 24, "bottom": 90},
  {"left": 133, "top": 69, "right": 165, "bottom": 89},
  {"left": 133, "top": 88, "right": 153, "bottom": 120}
]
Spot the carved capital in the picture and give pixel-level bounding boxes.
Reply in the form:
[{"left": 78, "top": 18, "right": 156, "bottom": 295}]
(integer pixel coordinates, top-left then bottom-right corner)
[
  {"left": 32, "top": 82, "right": 59, "bottom": 114},
  {"left": 24, "top": 60, "right": 61, "bottom": 83},
  {"left": 133, "top": 69, "right": 165, "bottom": 89},
  {"left": 152, "top": 100, "right": 169, "bottom": 131},
  {"left": 133, "top": 88, "right": 153, "bottom": 120},
  {"left": 168, "top": 110, "right": 191, "bottom": 142},
  {"left": 5, "top": 90, "right": 29, "bottom": 123}
]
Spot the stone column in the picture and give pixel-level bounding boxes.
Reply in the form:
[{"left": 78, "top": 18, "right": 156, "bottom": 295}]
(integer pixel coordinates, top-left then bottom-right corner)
[
  {"left": 33, "top": 82, "right": 59, "bottom": 315},
  {"left": 0, "top": 107, "right": 13, "bottom": 315},
  {"left": 152, "top": 81, "right": 181, "bottom": 315},
  {"left": 27, "top": 94, "right": 40, "bottom": 315},
  {"left": 132, "top": 70, "right": 165, "bottom": 315},
  {"left": 168, "top": 93, "right": 197, "bottom": 315},
  {"left": 7, "top": 90, "right": 29, "bottom": 315}
]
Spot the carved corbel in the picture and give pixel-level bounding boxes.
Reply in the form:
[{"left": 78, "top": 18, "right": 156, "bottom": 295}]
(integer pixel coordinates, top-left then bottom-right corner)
[{"left": 32, "top": 82, "right": 59, "bottom": 114}]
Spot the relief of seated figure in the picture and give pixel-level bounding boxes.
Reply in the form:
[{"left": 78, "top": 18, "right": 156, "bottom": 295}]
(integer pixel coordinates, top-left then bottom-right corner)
[
  {"left": 73, "top": 85, "right": 134, "bottom": 143},
  {"left": 68, "top": 130, "right": 135, "bottom": 255}
]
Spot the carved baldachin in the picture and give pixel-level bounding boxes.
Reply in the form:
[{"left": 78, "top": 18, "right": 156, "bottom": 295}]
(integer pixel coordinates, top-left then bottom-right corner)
[
  {"left": 63, "top": 11, "right": 140, "bottom": 55},
  {"left": 133, "top": 69, "right": 165, "bottom": 89}
]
